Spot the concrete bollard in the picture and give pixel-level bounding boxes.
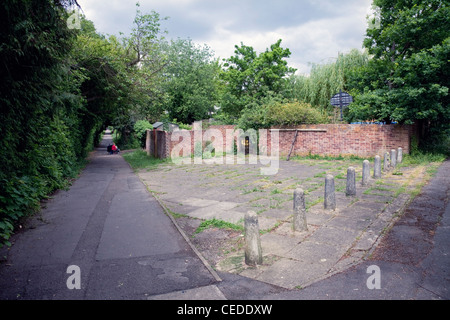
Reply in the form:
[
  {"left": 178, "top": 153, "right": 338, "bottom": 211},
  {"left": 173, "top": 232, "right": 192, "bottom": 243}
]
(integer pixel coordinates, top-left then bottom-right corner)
[
  {"left": 397, "top": 147, "right": 403, "bottom": 164},
  {"left": 374, "top": 155, "right": 382, "bottom": 179},
  {"left": 244, "top": 211, "right": 263, "bottom": 266},
  {"left": 293, "top": 188, "right": 308, "bottom": 232},
  {"left": 362, "top": 160, "right": 370, "bottom": 186},
  {"left": 346, "top": 167, "right": 356, "bottom": 196},
  {"left": 384, "top": 152, "right": 390, "bottom": 172},
  {"left": 324, "top": 174, "right": 336, "bottom": 210},
  {"left": 146, "top": 129, "right": 151, "bottom": 156},
  {"left": 390, "top": 149, "right": 397, "bottom": 169}
]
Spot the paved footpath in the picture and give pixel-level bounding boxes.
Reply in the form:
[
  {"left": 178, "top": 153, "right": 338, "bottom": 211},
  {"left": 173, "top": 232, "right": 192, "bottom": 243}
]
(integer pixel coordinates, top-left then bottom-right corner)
[{"left": 0, "top": 133, "right": 218, "bottom": 300}]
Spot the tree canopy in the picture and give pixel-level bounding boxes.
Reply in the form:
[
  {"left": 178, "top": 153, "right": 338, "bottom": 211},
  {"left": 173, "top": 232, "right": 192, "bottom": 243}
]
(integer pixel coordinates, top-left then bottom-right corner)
[
  {"left": 219, "top": 39, "right": 297, "bottom": 119},
  {"left": 160, "top": 38, "right": 220, "bottom": 124},
  {"left": 347, "top": 0, "right": 450, "bottom": 143}
]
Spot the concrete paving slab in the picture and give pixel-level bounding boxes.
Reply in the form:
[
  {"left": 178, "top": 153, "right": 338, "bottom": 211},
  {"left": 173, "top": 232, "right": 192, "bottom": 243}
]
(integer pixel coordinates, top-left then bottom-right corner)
[
  {"left": 255, "top": 258, "right": 331, "bottom": 289},
  {"left": 260, "top": 233, "right": 302, "bottom": 257},
  {"left": 305, "top": 225, "right": 361, "bottom": 248},
  {"left": 325, "top": 215, "right": 374, "bottom": 231},
  {"left": 284, "top": 240, "right": 348, "bottom": 265},
  {"left": 181, "top": 197, "right": 221, "bottom": 208}
]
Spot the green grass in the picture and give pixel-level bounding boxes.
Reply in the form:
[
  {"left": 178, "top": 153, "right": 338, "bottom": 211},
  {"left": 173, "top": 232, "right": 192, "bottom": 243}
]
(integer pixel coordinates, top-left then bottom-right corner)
[
  {"left": 271, "top": 188, "right": 282, "bottom": 195},
  {"left": 306, "top": 197, "right": 324, "bottom": 209},
  {"left": 122, "top": 150, "right": 168, "bottom": 171},
  {"left": 195, "top": 218, "right": 244, "bottom": 234},
  {"left": 400, "top": 152, "right": 447, "bottom": 166},
  {"left": 314, "top": 171, "right": 327, "bottom": 178},
  {"left": 290, "top": 154, "right": 369, "bottom": 161}
]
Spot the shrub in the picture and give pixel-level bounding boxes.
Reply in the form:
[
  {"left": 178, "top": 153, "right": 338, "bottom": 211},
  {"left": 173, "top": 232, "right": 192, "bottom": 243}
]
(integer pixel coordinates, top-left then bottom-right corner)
[
  {"left": 134, "top": 120, "right": 153, "bottom": 148},
  {"left": 238, "top": 99, "right": 329, "bottom": 130},
  {"left": 266, "top": 100, "right": 329, "bottom": 126}
]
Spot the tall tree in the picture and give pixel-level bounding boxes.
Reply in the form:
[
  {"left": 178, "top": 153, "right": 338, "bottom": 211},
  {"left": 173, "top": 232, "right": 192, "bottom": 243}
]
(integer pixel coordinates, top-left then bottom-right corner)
[
  {"left": 161, "top": 38, "right": 220, "bottom": 124},
  {"left": 347, "top": 0, "right": 449, "bottom": 143},
  {"left": 220, "top": 39, "right": 296, "bottom": 118},
  {"left": 291, "top": 49, "right": 369, "bottom": 114},
  {"left": 118, "top": 2, "right": 169, "bottom": 127}
]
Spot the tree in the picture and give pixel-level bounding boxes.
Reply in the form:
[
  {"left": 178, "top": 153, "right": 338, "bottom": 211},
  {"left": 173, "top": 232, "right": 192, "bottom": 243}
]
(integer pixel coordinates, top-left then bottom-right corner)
[
  {"left": 291, "top": 49, "right": 369, "bottom": 116},
  {"left": 220, "top": 39, "right": 296, "bottom": 118},
  {"left": 347, "top": 0, "right": 450, "bottom": 144},
  {"left": 161, "top": 38, "right": 220, "bottom": 124},
  {"left": 121, "top": 2, "right": 169, "bottom": 123},
  {"left": 70, "top": 17, "right": 134, "bottom": 151}
]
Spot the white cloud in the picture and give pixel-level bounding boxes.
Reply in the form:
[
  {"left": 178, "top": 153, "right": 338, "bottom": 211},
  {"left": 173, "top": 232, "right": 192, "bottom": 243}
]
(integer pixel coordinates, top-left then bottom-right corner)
[
  {"left": 197, "top": 3, "right": 370, "bottom": 74},
  {"left": 76, "top": 0, "right": 372, "bottom": 74}
]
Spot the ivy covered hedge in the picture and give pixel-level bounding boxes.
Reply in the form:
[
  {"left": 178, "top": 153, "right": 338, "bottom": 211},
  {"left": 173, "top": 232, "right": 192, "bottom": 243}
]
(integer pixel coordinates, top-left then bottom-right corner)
[{"left": 0, "top": 1, "right": 109, "bottom": 247}]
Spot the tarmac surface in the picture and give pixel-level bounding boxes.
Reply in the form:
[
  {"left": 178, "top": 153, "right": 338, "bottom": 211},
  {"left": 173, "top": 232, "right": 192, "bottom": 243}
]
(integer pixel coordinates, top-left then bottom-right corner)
[
  {"left": 0, "top": 133, "right": 216, "bottom": 300},
  {"left": 0, "top": 132, "right": 448, "bottom": 300}
]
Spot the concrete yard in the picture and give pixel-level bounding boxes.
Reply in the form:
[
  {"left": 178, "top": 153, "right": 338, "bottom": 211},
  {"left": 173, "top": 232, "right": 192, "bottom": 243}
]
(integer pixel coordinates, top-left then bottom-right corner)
[{"left": 136, "top": 154, "right": 430, "bottom": 290}]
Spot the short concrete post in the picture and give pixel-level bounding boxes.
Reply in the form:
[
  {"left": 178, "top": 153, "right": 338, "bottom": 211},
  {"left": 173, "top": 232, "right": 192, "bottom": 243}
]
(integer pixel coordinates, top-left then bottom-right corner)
[
  {"left": 324, "top": 174, "right": 336, "bottom": 210},
  {"left": 244, "top": 211, "right": 263, "bottom": 266},
  {"left": 390, "top": 149, "right": 397, "bottom": 169},
  {"left": 374, "top": 155, "right": 382, "bottom": 179},
  {"left": 346, "top": 167, "right": 356, "bottom": 196},
  {"left": 362, "top": 160, "right": 370, "bottom": 186},
  {"left": 293, "top": 189, "right": 308, "bottom": 232},
  {"left": 397, "top": 147, "right": 403, "bottom": 164},
  {"left": 384, "top": 152, "right": 390, "bottom": 172}
]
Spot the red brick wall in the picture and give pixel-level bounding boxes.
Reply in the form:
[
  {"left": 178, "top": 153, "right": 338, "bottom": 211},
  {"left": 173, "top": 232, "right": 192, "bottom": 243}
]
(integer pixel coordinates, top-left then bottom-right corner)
[
  {"left": 147, "top": 124, "right": 412, "bottom": 159},
  {"left": 265, "top": 124, "right": 411, "bottom": 158}
]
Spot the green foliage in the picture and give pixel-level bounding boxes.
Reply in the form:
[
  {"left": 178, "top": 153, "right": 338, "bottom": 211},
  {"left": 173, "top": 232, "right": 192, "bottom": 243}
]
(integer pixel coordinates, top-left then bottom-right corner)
[
  {"left": 120, "top": 2, "right": 169, "bottom": 123},
  {"left": 195, "top": 218, "right": 244, "bottom": 234},
  {"left": 134, "top": 120, "right": 152, "bottom": 148},
  {"left": 220, "top": 39, "right": 296, "bottom": 118},
  {"left": 171, "top": 119, "right": 192, "bottom": 130},
  {"left": 0, "top": 176, "right": 47, "bottom": 246},
  {"left": 0, "top": 1, "right": 132, "bottom": 247},
  {"left": 122, "top": 150, "right": 167, "bottom": 171},
  {"left": 265, "top": 101, "right": 329, "bottom": 127},
  {"left": 0, "top": 0, "right": 85, "bottom": 247},
  {"left": 346, "top": 0, "right": 450, "bottom": 144},
  {"left": 291, "top": 49, "right": 370, "bottom": 117},
  {"left": 238, "top": 97, "right": 328, "bottom": 130},
  {"left": 161, "top": 38, "right": 220, "bottom": 124}
]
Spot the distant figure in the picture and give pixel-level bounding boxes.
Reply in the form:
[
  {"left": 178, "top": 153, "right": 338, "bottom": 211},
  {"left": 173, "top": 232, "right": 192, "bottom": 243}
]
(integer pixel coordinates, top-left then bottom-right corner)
[
  {"left": 107, "top": 143, "right": 113, "bottom": 154},
  {"left": 111, "top": 143, "right": 120, "bottom": 154}
]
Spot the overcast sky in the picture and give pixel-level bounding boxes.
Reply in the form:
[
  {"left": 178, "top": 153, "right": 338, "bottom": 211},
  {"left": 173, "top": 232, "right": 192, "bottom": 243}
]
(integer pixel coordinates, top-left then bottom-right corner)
[{"left": 75, "top": 0, "right": 373, "bottom": 74}]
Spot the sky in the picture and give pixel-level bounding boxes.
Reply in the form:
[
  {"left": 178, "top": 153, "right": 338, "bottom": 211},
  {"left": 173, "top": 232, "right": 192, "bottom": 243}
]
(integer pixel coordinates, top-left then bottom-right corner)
[{"left": 75, "top": 0, "right": 374, "bottom": 75}]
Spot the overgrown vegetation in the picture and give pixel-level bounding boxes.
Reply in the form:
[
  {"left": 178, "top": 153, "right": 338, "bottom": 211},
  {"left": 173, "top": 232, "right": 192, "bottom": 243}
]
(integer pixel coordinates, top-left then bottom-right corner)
[
  {"left": 345, "top": 0, "right": 450, "bottom": 149},
  {"left": 0, "top": 0, "right": 100, "bottom": 247},
  {"left": 122, "top": 150, "right": 167, "bottom": 171}
]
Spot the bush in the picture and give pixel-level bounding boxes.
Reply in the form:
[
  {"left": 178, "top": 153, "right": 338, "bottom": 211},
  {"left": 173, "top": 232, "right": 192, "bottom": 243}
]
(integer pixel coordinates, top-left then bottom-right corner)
[
  {"left": 266, "top": 100, "right": 329, "bottom": 126},
  {"left": 238, "top": 99, "right": 328, "bottom": 130},
  {"left": 134, "top": 120, "right": 153, "bottom": 148}
]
